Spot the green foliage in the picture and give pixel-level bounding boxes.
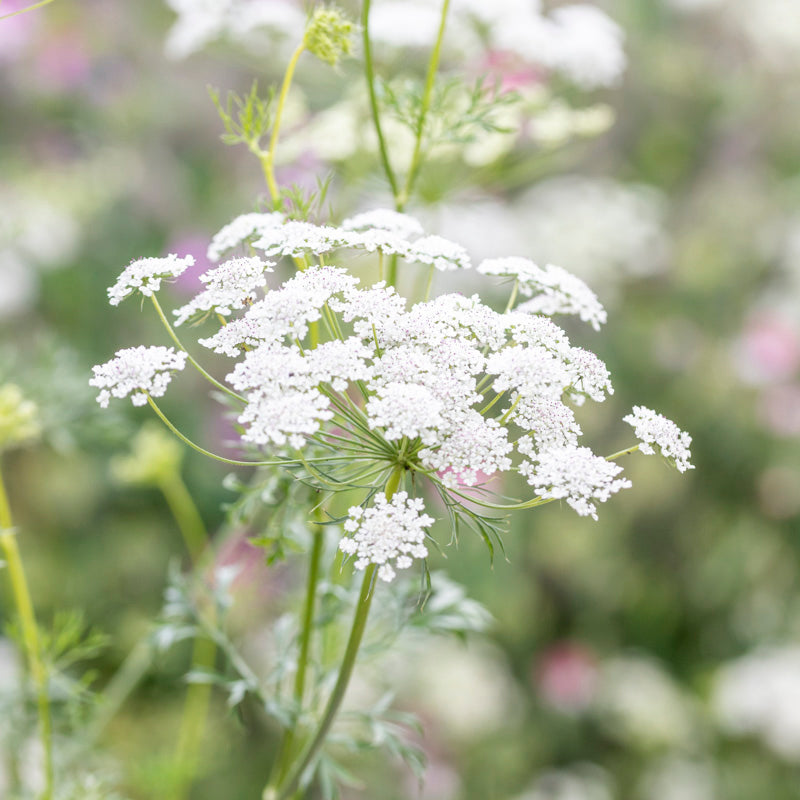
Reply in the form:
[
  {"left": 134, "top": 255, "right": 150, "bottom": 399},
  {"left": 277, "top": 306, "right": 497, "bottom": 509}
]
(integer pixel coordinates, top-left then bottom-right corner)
[{"left": 209, "top": 81, "right": 274, "bottom": 154}]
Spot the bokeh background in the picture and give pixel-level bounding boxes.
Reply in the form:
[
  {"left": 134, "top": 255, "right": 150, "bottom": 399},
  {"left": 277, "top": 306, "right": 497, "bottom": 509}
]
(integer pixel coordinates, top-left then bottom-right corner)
[{"left": 2, "top": 0, "right": 800, "bottom": 798}]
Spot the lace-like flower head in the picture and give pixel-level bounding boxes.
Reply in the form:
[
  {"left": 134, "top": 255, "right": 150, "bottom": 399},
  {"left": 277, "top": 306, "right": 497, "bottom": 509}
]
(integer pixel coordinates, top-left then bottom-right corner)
[{"left": 108, "top": 254, "right": 195, "bottom": 306}]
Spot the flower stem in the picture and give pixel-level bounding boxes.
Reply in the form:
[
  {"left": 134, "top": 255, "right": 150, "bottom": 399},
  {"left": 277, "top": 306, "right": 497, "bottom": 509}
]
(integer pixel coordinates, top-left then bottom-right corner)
[
  {"left": 270, "top": 520, "right": 325, "bottom": 787},
  {"left": 605, "top": 444, "right": 640, "bottom": 461},
  {"left": 503, "top": 280, "right": 519, "bottom": 314},
  {"left": 150, "top": 295, "right": 245, "bottom": 403},
  {"left": 0, "top": 464, "right": 53, "bottom": 800},
  {"left": 261, "top": 43, "right": 306, "bottom": 208},
  {"left": 146, "top": 396, "right": 342, "bottom": 469},
  {"left": 362, "top": 0, "right": 399, "bottom": 200},
  {"left": 160, "top": 472, "right": 214, "bottom": 800},
  {"left": 396, "top": 0, "right": 451, "bottom": 211},
  {"left": 263, "top": 465, "right": 404, "bottom": 800}
]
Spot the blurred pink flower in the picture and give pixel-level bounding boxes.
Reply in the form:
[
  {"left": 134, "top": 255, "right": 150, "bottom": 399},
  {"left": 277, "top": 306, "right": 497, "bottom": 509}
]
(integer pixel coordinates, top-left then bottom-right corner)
[
  {"left": 167, "top": 233, "right": 212, "bottom": 295},
  {"left": 534, "top": 641, "right": 598, "bottom": 713},
  {"left": 481, "top": 50, "right": 545, "bottom": 93},
  {"left": 733, "top": 314, "right": 800, "bottom": 385},
  {"left": 0, "top": 0, "right": 40, "bottom": 62},
  {"left": 758, "top": 383, "right": 800, "bottom": 438},
  {"left": 35, "top": 33, "right": 91, "bottom": 90}
]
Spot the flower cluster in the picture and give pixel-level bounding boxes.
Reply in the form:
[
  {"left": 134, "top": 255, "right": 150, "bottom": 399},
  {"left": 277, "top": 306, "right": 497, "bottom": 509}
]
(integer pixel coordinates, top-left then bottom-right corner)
[
  {"left": 90, "top": 346, "right": 187, "bottom": 408},
  {"left": 92, "top": 207, "right": 693, "bottom": 579},
  {"left": 624, "top": 405, "right": 694, "bottom": 473},
  {"left": 107, "top": 254, "right": 194, "bottom": 306},
  {"left": 208, "top": 208, "right": 471, "bottom": 271},
  {"left": 339, "top": 491, "right": 433, "bottom": 582}
]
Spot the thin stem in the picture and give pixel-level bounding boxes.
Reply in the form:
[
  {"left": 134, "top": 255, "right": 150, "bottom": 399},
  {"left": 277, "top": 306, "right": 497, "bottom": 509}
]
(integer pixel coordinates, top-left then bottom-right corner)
[
  {"left": 150, "top": 295, "right": 245, "bottom": 403},
  {"left": 480, "top": 390, "right": 505, "bottom": 416},
  {"left": 503, "top": 280, "right": 519, "bottom": 314},
  {"left": 261, "top": 43, "right": 306, "bottom": 207},
  {"left": 263, "top": 466, "right": 405, "bottom": 800},
  {"left": 160, "top": 475, "right": 208, "bottom": 563},
  {"left": 605, "top": 444, "right": 640, "bottom": 461},
  {"left": 147, "top": 396, "right": 344, "bottom": 469},
  {"left": 0, "top": 466, "right": 53, "bottom": 800},
  {"left": 423, "top": 264, "right": 436, "bottom": 302},
  {"left": 396, "top": 0, "right": 451, "bottom": 211},
  {"left": 0, "top": 0, "right": 56, "bottom": 20},
  {"left": 362, "top": 0, "right": 399, "bottom": 199}
]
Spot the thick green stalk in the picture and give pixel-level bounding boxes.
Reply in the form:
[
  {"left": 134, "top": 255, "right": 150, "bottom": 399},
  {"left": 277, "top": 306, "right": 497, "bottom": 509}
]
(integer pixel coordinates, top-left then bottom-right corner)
[
  {"left": 160, "top": 473, "right": 213, "bottom": 800},
  {"left": 263, "top": 465, "right": 405, "bottom": 800},
  {"left": 271, "top": 522, "right": 325, "bottom": 786},
  {"left": 0, "top": 465, "right": 53, "bottom": 800}
]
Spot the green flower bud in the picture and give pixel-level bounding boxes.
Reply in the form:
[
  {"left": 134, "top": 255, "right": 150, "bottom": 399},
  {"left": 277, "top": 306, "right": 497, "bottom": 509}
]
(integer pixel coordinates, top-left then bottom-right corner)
[
  {"left": 111, "top": 422, "right": 183, "bottom": 487},
  {"left": 303, "top": 6, "right": 354, "bottom": 68},
  {"left": 0, "top": 384, "right": 41, "bottom": 452}
]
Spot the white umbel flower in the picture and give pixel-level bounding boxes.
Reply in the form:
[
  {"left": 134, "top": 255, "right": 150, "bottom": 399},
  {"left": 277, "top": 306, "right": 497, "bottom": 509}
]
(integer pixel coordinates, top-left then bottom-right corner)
[
  {"left": 173, "top": 256, "right": 273, "bottom": 326},
  {"left": 623, "top": 406, "right": 694, "bottom": 473},
  {"left": 207, "top": 212, "right": 285, "bottom": 262},
  {"left": 520, "top": 445, "right": 631, "bottom": 519},
  {"left": 108, "top": 254, "right": 195, "bottom": 306},
  {"left": 342, "top": 208, "right": 424, "bottom": 240},
  {"left": 90, "top": 346, "right": 187, "bottom": 408},
  {"left": 479, "top": 257, "right": 606, "bottom": 329},
  {"left": 339, "top": 491, "right": 433, "bottom": 582}
]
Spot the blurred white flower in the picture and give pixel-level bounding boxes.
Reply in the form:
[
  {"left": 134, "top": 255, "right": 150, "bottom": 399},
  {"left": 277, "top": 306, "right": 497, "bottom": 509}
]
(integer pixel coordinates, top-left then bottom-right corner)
[
  {"left": 515, "top": 763, "right": 614, "bottom": 800},
  {"left": 638, "top": 757, "right": 716, "bottom": 800},
  {"left": 517, "top": 176, "right": 670, "bottom": 296},
  {"left": 714, "top": 646, "right": 800, "bottom": 760},
  {"left": 594, "top": 656, "right": 698, "bottom": 749}
]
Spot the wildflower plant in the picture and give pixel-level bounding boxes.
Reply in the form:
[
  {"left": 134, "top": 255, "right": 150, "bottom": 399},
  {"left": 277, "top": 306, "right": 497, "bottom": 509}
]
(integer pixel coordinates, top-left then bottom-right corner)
[{"left": 85, "top": 2, "right": 693, "bottom": 798}]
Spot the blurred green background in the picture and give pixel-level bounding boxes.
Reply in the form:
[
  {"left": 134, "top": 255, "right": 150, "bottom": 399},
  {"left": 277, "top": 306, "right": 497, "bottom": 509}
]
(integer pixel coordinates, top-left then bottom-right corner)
[{"left": 2, "top": 0, "right": 800, "bottom": 798}]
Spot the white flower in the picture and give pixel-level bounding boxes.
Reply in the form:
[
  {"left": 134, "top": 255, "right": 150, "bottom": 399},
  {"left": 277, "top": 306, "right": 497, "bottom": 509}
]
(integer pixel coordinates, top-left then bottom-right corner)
[
  {"left": 714, "top": 647, "right": 800, "bottom": 761},
  {"left": 207, "top": 212, "right": 285, "bottom": 262},
  {"left": 173, "top": 257, "right": 273, "bottom": 326},
  {"left": 342, "top": 208, "right": 424, "bottom": 240},
  {"left": 107, "top": 254, "right": 195, "bottom": 306},
  {"left": 401, "top": 234, "right": 472, "bottom": 271},
  {"left": 90, "top": 346, "right": 187, "bottom": 408},
  {"left": 366, "top": 382, "right": 444, "bottom": 444},
  {"left": 520, "top": 446, "right": 631, "bottom": 519},
  {"left": 623, "top": 406, "right": 694, "bottom": 473},
  {"left": 479, "top": 257, "right": 607, "bottom": 330},
  {"left": 200, "top": 265, "right": 359, "bottom": 356},
  {"left": 339, "top": 491, "right": 433, "bottom": 582}
]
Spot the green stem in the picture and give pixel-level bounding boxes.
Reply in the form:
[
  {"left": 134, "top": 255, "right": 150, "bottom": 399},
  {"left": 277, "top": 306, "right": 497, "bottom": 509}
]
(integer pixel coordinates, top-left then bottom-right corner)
[
  {"left": 396, "top": 0, "right": 451, "bottom": 211},
  {"left": 362, "top": 0, "right": 399, "bottom": 199},
  {"left": 150, "top": 296, "right": 245, "bottom": 403},
  {"left": 0, "top": 465, "right": 53, "bottom": 800},
  {"left": 160, "top": 473, "right": 213, "bottom": 800},
  {"left": 160, "top": 474, "right": 208, "bottom": 564},
  {"left": 146, "top": 397, "right": 344, "bottom": 469},
  {"left": 263, "top": 466, "right": 404, "bottom": 800},
  {"left": 0, "top": 0, "right": 55, "bottom": 20},
  {"left": 605, "top": 444, "right": 640, "bottom": 461},
  {"left": 503, "top": 280, "right": 519, "bottom": 314},
  {"left": 261, "top": 42, "right": 306, "bottom": 207},
  {"left": 422, "top": 264, "right": 436, "bottom": 302},
  {"left": 271, "top": 522, "right": 325, "bottom": 786}
]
